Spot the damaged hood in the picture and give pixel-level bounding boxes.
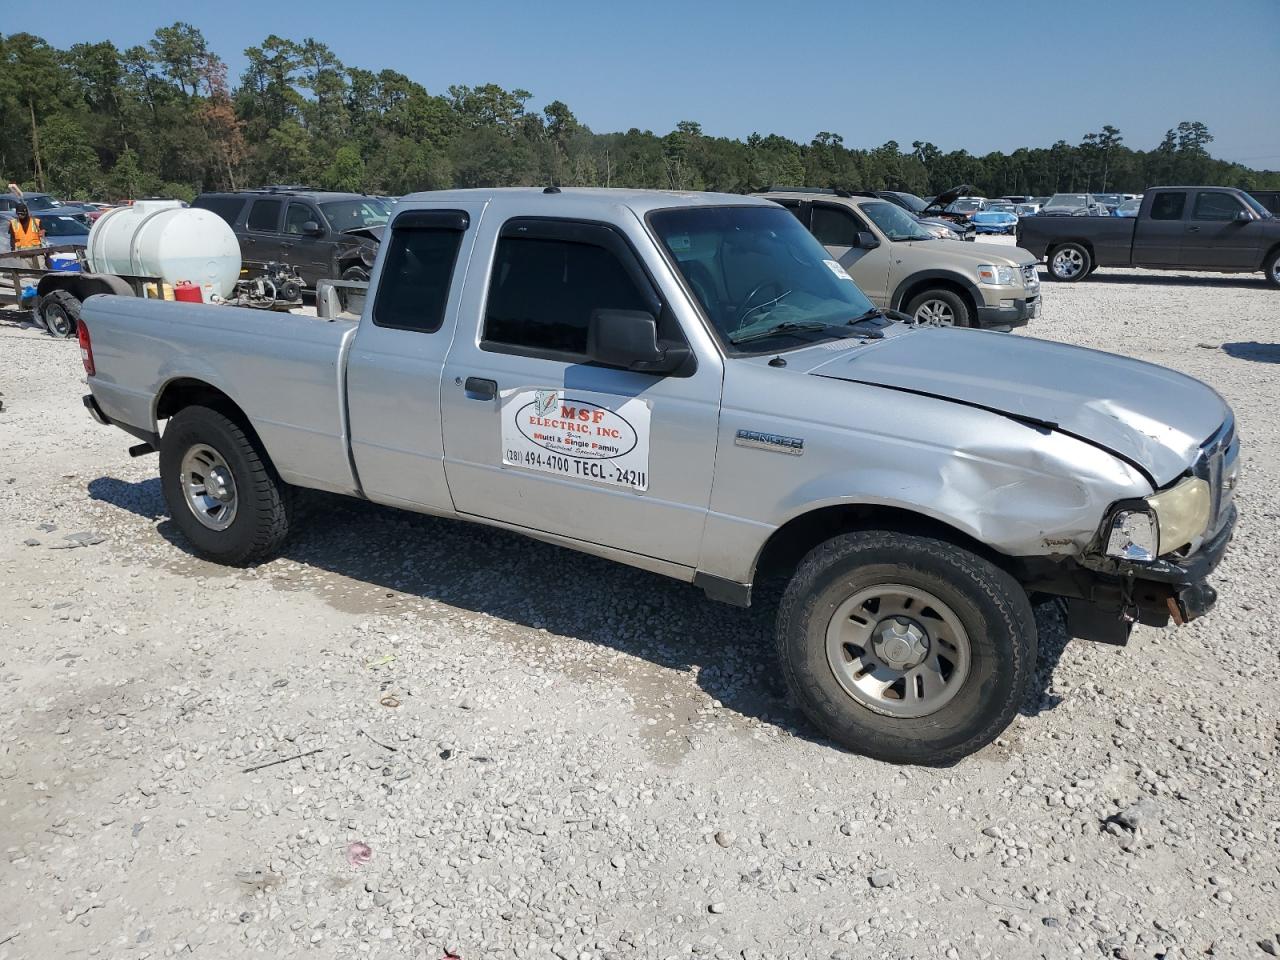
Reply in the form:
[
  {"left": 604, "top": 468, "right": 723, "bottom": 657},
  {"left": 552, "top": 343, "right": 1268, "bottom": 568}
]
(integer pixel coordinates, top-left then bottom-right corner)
[
  {"left": 342, "top": 225, "right": 385, "bottom": 243},
  {"left": 806, "top": 328, "right": 1229, "bottom": 486}
]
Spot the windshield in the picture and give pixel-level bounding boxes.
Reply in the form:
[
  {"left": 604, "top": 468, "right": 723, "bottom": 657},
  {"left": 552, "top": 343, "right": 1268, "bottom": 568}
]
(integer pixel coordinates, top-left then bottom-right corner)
[
  {"left": 891, "top": 192, "right": 928, "bottom": 214},
  {"left": 947, "top": 199, "right": 983, "bottom": 213},
  {"left": 1048, "top": 194, "right": 1089, "bottom": 207},
  {"left": 41, "top": 215, "right": 89, "bottom": 236},
  {"left": 320, "top": 198, "right": 392, "bottom": 230},
  {"left": 860, "top": 200, "right": 934, "bottom": 241},
  {"left": 649, "top": 205, "right": 879, "bottom": 352},
  {"left": 24, "top": 195, "right": 59, "bottom": 211},
  {"left": 1241, "top": 192, "right": 1272, "bottom": 218},
  {"left": 1118, "top": 199, "right": 1141, "bottom": 213}
]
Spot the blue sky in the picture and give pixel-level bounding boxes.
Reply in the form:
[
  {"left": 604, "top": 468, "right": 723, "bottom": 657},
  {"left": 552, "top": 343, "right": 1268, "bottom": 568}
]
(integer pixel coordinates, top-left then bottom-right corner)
[{"left": 18, "top": 0, "right": 1280, "bottom": 166}]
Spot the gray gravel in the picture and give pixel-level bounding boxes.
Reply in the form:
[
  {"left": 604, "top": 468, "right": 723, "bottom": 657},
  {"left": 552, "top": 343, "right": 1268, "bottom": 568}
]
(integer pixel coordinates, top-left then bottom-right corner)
[{"left": 1, "top": 262, "right": 1277, "bottom": 959}]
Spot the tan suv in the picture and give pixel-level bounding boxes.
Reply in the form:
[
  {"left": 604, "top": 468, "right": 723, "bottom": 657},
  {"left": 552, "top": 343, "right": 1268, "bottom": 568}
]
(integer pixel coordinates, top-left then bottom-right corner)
[{"left": 757, "top": 188, "right": 1041, "bottom": 328}]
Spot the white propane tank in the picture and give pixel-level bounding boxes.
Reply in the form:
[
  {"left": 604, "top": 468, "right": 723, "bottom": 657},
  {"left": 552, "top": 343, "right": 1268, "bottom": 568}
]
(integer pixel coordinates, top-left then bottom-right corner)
[{"left": 86, "top": 200, "right": 241, "bottom": 298}]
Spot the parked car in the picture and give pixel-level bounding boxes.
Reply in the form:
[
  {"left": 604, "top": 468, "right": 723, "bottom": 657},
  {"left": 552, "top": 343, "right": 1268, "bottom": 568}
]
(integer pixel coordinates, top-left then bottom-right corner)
[
  {"left": 1016, "top": 185, "right": 1280, "bottom": 285},
  {"left": 0, "top": 192, "right": 93, "bottom": 223},
  {"left": 80, "top": 187, "right": 1238, "bottom": 766},
  {"left": 944, "top": 197, "right": 986, "bottom": 219},
  {"left": 1040, "top": 193, "right": 1108, "bottom": 217},
  {"left": 36, "top": 213, "right": 91, "bottom": 247},
  {"left": 971, "top": 209, "right": 1019, "bottom": 235},
  {"left": 1014, "top": 202, "right": 1042, "bottom": 217},
  {"left": 191, "top": 188, "right": 393, "bottom": 289},
  {"left": 919, "top": 185, "right": 983, "bottom": 227},
  {"left": 1113, "top": 198, "right": 1142, "bottom": 218},
  {"left": 855, "top": 190, "right": 975, "bottom": 240},
  {"left": 1094, "top": 193, "right": 1124, "bottom": 212},
  {"left": 758, "top": 188, "right": 1039, "bottom": 327}
]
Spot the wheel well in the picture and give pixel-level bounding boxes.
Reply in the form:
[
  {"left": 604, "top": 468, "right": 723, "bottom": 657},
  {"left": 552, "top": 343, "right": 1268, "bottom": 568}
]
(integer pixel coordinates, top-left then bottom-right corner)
[
  {"left": 1047, "top": 238, "right": 1095, "bottom": 259},
  {"left": 35, "top": 272, "right": 136, "bottom": 301},
  {"left": 752, "top": 503, "right": 1008, "bottom": 589},
  {"left": 156, "top": 379, "right": 253, "bottom": 435},
  {"left": 1261, "top": 241, "right": 1280, "bottom": 270},
  {"left": 897, "top": 277, "right": 977, "bottom": 320}
]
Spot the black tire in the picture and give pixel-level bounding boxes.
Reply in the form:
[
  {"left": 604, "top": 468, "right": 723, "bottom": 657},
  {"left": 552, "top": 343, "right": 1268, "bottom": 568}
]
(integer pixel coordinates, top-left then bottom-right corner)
[
  {"left": 39, "top": 289, "right": 81, "bottom": 338},
  {"left": 1046, "top": 242, "right": 1092, "bottom": 282},
  {"left": 1263, "top": 247, "right": 1280, "bottom": 289},
  {"left": 904, "top": 288, "right": 972, "bottom": 328},
  {"left": 775, "top": 531, "right": 1037, "bottom": 766},
  {"left": 159, "top": 405, "right": 292, "bottom": 565},
  {"left": 339, "top": 265, "right": 369, "bottom": 313}
]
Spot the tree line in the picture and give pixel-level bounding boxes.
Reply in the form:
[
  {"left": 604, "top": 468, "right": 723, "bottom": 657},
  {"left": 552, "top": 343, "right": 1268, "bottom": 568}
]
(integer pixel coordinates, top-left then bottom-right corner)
[{"left": 2, "top": 24, "right": 1277, "bottom": 203}]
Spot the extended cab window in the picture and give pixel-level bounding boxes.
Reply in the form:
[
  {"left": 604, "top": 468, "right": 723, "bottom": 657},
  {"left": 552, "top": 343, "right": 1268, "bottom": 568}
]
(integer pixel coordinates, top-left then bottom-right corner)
[
  {"left": 1149, "top": 192, "right": 1186, "bottom": 221},
  {"left": 247, "top": 199, "right": 282, "bottom": 232},
  {"left": 371, "top": 215, "right": 466, "bottom": 333},
  {"left": 1192, "top": 192, "right": 1244, "bottom": 221},
  {"left": 483, "top": 234, "right": 650, "bottom": 357},
  {"left": 809, "top": 205, "right": 864, "bottom": 247}
]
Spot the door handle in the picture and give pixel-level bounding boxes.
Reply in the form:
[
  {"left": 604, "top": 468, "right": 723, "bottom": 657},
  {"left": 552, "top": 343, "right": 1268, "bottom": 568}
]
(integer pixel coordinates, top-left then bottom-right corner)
[
  {"left": 464, "top": 377, "right": 497, "bottom": 401},
  {"left": 1187, "top": 226, "right": 1200, "bottom": 232}
]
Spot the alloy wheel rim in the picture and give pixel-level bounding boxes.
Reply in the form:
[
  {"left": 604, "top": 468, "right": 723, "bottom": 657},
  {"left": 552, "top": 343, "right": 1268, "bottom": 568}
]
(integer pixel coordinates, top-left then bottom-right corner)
[
  {"left": 915, "top": 300, "right": 955, "bottom": 326},
  {"left": 825, "top": 583, "right": 972, "bottom": 719},
  {"left": 1053, "top": 248, "right": 1084, "bottom": 278},
  {"left": 180, "top": 444, "right": 238, "bottom": 531}
]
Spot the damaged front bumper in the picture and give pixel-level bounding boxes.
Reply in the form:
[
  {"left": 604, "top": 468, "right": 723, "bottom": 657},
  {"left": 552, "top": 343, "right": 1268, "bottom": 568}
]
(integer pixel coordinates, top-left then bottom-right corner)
[{"left": 1025, "top": 505, "right": 1236, "bottom": 645}]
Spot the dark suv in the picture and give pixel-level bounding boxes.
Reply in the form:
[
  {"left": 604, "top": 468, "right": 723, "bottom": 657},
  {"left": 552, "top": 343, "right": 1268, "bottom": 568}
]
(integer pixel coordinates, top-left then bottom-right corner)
[{"left": 192, "top": 188, "right": 393, "bottom": 288}]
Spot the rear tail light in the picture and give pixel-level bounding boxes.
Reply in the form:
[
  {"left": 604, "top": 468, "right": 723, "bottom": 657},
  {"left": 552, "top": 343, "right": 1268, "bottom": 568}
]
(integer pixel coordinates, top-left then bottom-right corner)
[{"left": 78, "top": 321, "right": 95, "bottom": 376}]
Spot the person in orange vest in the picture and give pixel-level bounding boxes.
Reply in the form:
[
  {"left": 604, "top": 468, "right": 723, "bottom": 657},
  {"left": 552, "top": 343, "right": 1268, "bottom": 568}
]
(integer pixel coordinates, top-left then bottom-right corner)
[{"left": 8, "top": 203, "right": 44, "bottom": 251}]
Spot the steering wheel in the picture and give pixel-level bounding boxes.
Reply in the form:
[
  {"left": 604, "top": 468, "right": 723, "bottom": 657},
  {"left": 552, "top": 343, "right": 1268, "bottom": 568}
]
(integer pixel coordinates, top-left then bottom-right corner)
[{"left": 732, "top": 279, "right": 785, "bottom": 329}]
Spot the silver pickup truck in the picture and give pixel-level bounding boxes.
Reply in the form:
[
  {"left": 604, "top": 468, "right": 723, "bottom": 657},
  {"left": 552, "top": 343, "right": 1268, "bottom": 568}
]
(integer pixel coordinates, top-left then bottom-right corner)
[{"left": 80, "top": 188, "right": 1239, "bottom": 765}]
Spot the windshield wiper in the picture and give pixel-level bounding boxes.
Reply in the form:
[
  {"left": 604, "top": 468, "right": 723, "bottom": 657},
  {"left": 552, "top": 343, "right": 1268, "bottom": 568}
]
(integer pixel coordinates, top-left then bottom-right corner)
[{"left": 728, "top": 320, "right": 830, "bottom": 345}]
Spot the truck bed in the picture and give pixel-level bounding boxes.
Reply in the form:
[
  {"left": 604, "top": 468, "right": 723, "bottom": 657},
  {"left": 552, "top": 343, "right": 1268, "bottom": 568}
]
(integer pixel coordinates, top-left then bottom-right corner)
[
  {"left": 82, "top": 295, "right": 361, "bottom": 494},
  {"left": 1015, "top": 215, "right": 1137, "bottom": 265}
]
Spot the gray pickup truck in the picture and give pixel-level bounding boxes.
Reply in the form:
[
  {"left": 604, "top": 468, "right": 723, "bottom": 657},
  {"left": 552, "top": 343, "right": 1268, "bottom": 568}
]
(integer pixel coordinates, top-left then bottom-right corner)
[
  {"left": 1017, "top": 185, "right": 1280, "bottom": 286},
  {"left": 80, "top": 188, "right": 1239, "bottom": 765}
]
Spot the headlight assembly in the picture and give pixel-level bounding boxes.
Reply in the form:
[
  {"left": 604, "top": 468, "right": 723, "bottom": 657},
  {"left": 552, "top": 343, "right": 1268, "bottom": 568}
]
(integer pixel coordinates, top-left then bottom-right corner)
[
  {"left": 1105, "top": 509, "right": 1159, "bottom": 562},
  {"left": 1103, "top": 476, "right": 1212, "bottom": 561},
  {"left": 977, "top": 264, "right": 1017, "bottom": 285},
  {"left": 1147, "top": 476, "right": 1211, "bottom": 554}
]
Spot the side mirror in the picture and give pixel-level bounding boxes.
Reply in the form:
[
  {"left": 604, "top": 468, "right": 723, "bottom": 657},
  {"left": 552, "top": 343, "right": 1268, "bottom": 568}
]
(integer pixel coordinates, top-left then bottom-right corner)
[
  {"left": 856, "top": 231, "right": 880, "bottom": 249},
  {"left": 587, "top": 308, "right": 688, "bottom": 373},
  {"left": 302, "top": 220, "right": 324, "bottom": 236},
  {"left": 1234, "top": 210, "right": 1252, "bottom": 223}
]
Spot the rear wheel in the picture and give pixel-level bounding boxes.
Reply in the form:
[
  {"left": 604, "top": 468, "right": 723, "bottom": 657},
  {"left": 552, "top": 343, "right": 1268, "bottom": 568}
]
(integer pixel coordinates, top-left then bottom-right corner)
[
  {"left": 1047, "top": 243, "right": 1092, "bottom": 282},
  {"left": 775, "top": 531, "right": 1037, "bottom": 765},
  {"left": 38, "top": 289, "right": 81, "bottom": 338},
  {"left": 905, "top": 288, "right": 971, "bottom": 328},
  {"left": 160, "top": 405, "right": 292, "bottom": 565}
]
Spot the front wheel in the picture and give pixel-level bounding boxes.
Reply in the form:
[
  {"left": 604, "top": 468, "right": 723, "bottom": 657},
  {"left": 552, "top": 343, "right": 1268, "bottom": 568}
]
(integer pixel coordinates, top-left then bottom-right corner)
[
  {"left": 160, "top": 405, "right": 292, "bottom": 565},
  {"left": 1263, "top": 248, "right": 1280, "bottom": 289},
  {"left": 775, "top": 531, "right": 1037, "bottom": 765},
  {"left": 904, "top": 289, "right": 971, "bottom": 328},
  {"left": 1047, "top": 242, "right": 1092, "bottom": 281}
]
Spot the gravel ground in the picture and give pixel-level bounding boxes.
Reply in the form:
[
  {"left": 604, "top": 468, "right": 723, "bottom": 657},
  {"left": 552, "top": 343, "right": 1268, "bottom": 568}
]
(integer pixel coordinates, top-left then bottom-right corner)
[{"left": 1, "top": 257, "right": 1277, "bottom": 960}]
